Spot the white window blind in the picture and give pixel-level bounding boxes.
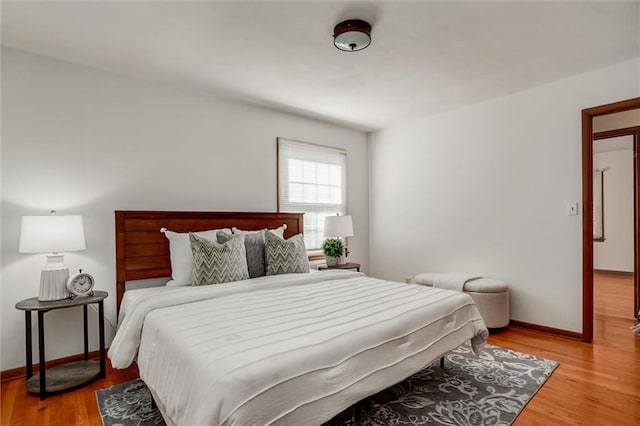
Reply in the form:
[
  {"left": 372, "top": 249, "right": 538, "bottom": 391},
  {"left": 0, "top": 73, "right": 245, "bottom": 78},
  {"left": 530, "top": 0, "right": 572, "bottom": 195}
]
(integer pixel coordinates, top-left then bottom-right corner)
[{"left": 278, "top": 138, "right": 347, "bottom": 250}]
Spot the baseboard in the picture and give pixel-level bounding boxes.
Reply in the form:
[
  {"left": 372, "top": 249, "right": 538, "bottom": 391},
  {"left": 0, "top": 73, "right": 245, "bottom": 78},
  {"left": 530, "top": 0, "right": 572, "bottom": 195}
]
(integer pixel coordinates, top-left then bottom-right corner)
[
  {"left": 594, "top": 269, "right": 634, "bottom": 277},
  {"left": 1, "top": 349, "right": 105, "bottom": 383},
  {"left": 509, "top": 320, "right": 584, "bottom": 341}
]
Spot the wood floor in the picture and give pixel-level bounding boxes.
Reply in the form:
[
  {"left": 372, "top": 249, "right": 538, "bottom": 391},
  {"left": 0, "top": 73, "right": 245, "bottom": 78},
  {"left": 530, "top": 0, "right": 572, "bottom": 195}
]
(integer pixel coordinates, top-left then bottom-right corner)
[
  {"left": 492, "top": 272, "right": 640, "bottom": 426},
  {"left": 2, "top": 272, "right": 638, "bottom": 425}
]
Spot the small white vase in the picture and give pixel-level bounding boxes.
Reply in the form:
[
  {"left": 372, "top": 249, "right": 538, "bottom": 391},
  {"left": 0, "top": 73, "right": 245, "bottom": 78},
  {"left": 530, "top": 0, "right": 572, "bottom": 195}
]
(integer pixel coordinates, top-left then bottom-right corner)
[{"left": 326, "top": 256, "right": 340, "bottom": 267}]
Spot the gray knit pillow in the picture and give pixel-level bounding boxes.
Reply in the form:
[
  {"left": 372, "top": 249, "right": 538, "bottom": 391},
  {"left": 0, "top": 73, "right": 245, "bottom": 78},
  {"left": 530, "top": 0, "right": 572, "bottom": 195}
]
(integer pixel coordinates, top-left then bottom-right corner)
[
  {"left": 189, "top": 233, "right": 249, "bottom": 285},
  {"left": 217, "top": 230, "right": 266, "bottom": 278},
  {"left": 265, "top": 231, "right": 309, "bottom": 275}
]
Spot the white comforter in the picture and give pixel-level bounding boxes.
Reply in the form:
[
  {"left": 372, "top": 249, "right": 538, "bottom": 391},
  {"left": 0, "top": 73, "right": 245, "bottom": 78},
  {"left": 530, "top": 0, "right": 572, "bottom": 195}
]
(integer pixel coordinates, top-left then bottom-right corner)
[{"left": 108, "top": 271, "right": 488, "bottom": 426}]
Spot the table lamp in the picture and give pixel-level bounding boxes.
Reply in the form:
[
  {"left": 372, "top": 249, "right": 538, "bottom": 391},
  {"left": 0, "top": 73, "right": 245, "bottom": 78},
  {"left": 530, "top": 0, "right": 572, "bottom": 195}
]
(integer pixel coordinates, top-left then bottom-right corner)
[
  {"left": 323, "top": 214, "right": 354, "bottom": 263},
  {"left": 19, "top": 211, "right": 86, "bottom": 301}
]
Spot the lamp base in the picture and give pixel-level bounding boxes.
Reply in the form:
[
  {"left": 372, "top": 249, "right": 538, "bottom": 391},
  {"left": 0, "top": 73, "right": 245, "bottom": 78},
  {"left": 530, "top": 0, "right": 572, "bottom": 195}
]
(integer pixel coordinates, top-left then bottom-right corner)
[
  {"left": 339, "top": 247, "right": 350, "bottom": 265},
  {"left": 38, "top": 254, "right": 70, "bottom": 302}
]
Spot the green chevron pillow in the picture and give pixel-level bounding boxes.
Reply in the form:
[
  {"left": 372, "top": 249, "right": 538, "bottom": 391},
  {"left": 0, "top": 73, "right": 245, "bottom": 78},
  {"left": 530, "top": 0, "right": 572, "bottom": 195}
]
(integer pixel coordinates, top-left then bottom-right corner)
[
  {"left": 217, "top": 229, "right": 266, "bottom": 278},
  {"left": 189, "top": 233, "right": 249, "bottom": 286},
  {"left": 265, "top": 231, "right": 310, "bottom": 275}
]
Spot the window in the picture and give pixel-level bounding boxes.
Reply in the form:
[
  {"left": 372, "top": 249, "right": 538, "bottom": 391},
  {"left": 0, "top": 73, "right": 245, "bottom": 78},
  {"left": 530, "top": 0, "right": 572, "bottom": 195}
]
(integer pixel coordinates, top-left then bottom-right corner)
[
  {"left": 593, "top": 169, "right": 605, "bottom": 242},
  {"left": 278, "top": 138, "right": 347, "bottom": 251}
]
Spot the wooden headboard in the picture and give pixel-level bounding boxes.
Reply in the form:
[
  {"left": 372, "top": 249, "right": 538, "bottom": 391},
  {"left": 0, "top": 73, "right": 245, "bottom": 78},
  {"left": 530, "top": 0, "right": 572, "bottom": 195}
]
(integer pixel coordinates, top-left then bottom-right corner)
[{"left": 115, "top": 210, "right": 304, "bottom": 312}]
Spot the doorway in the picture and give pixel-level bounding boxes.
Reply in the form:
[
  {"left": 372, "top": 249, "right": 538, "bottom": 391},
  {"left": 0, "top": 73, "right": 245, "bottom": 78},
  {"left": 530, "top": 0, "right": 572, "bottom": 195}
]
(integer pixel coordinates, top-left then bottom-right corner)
[{"left": 582, "top": 98, "right": 640, "bottom": 342}]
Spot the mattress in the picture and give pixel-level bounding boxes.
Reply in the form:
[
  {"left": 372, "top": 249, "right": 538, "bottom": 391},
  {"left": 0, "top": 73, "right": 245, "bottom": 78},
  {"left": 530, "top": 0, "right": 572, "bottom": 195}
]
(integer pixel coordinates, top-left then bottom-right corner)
[{"left": 108, "top": 271, "right": 488, "bottom": 426}]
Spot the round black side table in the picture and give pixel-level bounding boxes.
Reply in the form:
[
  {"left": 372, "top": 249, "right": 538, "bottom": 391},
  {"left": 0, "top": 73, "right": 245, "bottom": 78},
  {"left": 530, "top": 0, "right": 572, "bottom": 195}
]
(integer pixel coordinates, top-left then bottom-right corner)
[{"left": 15, "top": 291, "right": 108, "bottom": 400}]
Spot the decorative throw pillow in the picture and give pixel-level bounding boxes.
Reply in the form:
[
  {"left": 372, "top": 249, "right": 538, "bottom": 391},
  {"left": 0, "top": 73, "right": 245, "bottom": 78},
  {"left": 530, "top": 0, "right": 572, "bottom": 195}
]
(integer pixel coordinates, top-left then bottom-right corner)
[
  {"left": 162, "top": 227, "right": 231, "bottom": 286},
  {"left": 233, "top": 224, "right": 286, "bottom": 238},
  {"left": 189, "top": 233, "right": 249, "bottom": 286},
  {"left": 264, "top": 231, "right": 310, "bottom": 275},
  {"left": 217, "top": 230, "right": 266, "bottom": 279}
]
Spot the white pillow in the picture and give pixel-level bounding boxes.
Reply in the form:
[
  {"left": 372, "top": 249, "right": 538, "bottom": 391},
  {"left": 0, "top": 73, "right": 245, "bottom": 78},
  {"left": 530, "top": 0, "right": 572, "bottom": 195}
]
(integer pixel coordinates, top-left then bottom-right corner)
[
  {"left": 232, "top": 224, "right": 286, "bottom": 238},
  {"left": 162, "top": 227, "right": 231, "bottom": 286}
]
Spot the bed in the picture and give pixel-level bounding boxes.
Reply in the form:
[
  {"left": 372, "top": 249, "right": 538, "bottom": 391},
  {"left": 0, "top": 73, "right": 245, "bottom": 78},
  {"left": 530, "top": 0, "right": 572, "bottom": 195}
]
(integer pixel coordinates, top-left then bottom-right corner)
[{"left": 108, "top": 210, "right": 488, "bottom": 426}]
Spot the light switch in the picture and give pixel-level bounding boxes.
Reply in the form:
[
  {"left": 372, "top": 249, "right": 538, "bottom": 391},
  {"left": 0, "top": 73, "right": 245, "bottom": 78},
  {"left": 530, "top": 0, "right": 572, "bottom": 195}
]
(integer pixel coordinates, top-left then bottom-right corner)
[{"left": 567, "top": 202, "right": 579, "bottom": 216}]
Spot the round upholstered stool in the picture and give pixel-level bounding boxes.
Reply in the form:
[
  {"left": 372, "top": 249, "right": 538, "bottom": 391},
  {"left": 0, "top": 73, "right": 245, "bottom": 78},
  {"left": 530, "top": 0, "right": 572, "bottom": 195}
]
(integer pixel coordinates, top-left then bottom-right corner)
[{"left": 414, "top": 273, "right": 510, "bottom": 329}]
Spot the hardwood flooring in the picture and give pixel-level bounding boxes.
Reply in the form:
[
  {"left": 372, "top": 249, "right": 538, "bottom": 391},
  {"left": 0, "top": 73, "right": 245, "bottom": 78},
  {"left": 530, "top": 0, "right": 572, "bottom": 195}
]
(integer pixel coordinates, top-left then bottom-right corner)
[
  {"left": 1, "top": 362, "right": 139, "bottom": 426},
  {"left": 491, "top": 272, "right": 639, "bottom": 426},
  {"left": 2, "top": 272, "right": 638, "bottom": 425}
]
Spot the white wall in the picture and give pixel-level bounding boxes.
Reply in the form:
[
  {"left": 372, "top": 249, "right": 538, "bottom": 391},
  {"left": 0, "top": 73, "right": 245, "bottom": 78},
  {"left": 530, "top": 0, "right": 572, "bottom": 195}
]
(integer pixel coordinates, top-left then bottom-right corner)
[
  {"left": 0, "top": 47, "right": 369, "bottom": 371},
  {"left": 594, "top": 141, "right": 635, "bottom": 272},
  {"left": 593, "top": 109, "right": 640, "bottom": 132},
  {"left": 369, "top": 58, "right": 639, "bottom": 333}
]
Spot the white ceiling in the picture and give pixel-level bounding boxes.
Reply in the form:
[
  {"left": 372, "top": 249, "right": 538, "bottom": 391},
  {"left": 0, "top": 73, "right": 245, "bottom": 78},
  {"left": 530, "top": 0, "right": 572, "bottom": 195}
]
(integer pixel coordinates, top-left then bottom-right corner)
[{"left": 2, "top": 1, "right": 639, "bottom": 132}]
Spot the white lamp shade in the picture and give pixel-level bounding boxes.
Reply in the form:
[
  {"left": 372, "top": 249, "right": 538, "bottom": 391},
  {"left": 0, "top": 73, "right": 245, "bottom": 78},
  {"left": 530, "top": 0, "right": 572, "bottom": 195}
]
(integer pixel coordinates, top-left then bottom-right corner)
[
  {"left": 324, "top": 215, "right": 354, "bottom": 238},
  {"left": 19, "top": 215, "right": 86, "bottom": 254}
]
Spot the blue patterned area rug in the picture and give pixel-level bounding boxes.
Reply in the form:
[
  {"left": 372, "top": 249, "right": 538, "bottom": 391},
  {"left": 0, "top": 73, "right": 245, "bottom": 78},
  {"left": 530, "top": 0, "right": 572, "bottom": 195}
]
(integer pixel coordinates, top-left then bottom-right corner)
[{"left": 96, "top": 343, "right": 558, "bottom": 426}]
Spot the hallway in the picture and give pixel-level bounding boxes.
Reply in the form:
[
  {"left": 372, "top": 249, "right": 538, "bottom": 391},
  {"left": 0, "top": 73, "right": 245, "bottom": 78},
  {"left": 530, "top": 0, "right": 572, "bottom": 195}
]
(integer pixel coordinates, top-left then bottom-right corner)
[{"left": 594, "top": 271, "right": 637, "bottom": 349}]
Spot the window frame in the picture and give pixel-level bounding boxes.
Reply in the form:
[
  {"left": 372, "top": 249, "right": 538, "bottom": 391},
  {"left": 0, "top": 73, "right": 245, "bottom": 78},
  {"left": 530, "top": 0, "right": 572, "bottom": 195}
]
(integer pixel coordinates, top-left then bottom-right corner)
[
  {"left": 277, "top": 137, "right": 348, "bottom": 253},
  {"left": 593, "top": 169, "right": 605, "bottom": 242}
]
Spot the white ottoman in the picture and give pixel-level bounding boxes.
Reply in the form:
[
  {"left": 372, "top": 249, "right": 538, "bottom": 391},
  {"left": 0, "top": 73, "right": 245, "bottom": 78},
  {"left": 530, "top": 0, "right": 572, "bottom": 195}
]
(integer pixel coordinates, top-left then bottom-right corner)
[{"left": 414, "top": 273, "right": 510, "bottom": 329}]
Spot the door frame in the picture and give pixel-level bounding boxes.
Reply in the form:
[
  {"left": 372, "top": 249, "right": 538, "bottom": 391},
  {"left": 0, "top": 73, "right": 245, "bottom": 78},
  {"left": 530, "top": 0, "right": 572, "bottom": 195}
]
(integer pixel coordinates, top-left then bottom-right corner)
[{"left": 581, "top": 97, "right": 640, "bottom": 342}]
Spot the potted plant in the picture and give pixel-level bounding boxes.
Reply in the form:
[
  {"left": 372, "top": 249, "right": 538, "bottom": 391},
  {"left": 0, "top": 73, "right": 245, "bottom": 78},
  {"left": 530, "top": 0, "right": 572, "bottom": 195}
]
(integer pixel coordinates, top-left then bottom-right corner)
[{"left": 322, "top": 238, "right": 344, "bottom": 267}]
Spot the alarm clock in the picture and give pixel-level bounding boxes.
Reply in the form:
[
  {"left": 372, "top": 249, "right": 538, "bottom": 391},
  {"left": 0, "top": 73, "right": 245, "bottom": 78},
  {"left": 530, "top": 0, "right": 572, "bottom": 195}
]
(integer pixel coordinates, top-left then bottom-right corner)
[{"left": 66, "top": 270, "right": 95, "bottom": 298}]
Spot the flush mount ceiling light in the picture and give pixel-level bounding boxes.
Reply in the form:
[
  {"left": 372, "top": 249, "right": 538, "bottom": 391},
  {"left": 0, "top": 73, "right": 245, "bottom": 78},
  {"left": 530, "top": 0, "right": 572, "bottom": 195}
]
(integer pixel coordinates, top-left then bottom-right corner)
[{"left": 333, "top": 19, "right": 371, "bottom": 52}]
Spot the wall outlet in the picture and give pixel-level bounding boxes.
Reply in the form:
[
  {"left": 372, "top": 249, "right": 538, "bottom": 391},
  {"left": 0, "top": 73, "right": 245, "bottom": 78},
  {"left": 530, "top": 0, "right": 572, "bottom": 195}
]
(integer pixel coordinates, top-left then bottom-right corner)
[{"left": 567, "top": 202, "right": 579, "bottom": 216}]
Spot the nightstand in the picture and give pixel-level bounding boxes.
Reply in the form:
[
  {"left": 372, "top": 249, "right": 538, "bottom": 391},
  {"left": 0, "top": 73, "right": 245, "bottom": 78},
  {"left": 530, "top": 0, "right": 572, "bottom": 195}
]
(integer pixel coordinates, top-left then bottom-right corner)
[
  {"left": 15, "top": 291, "right": 108, "bottom": 400},
  {"left": 318, "top": 262, "right": 361, "bottom": 272}
]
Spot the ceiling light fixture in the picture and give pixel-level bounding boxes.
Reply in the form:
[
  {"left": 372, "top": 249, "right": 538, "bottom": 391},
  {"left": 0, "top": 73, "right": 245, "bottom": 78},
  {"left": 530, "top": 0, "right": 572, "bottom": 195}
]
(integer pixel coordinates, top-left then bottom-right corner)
[{"left": 333, "top": 19, "right": 371, "bottom": 52}]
